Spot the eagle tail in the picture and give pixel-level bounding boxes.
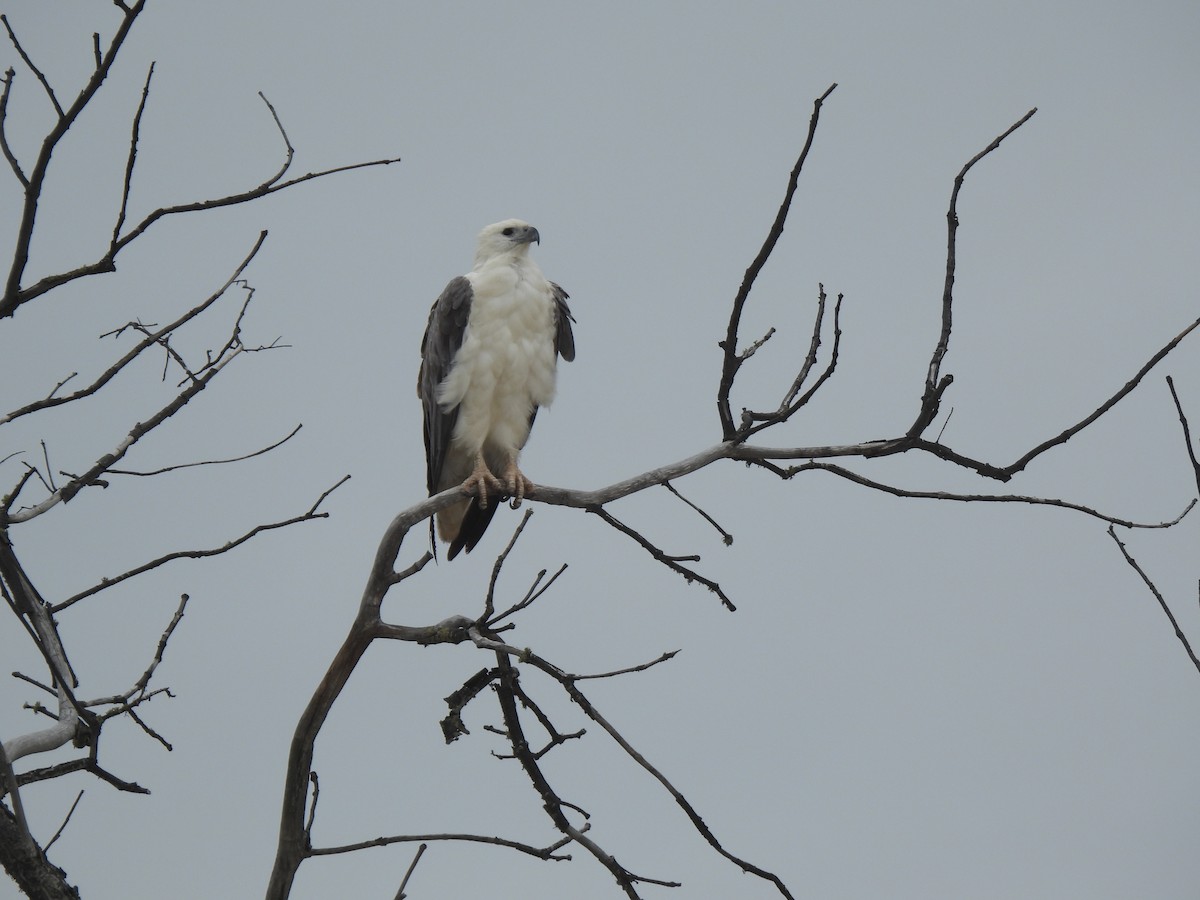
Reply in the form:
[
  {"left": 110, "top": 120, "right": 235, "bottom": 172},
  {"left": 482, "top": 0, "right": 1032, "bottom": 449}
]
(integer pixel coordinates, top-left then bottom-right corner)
[{"left": 446, "top": 497, "right": 503, "bottom": 560}]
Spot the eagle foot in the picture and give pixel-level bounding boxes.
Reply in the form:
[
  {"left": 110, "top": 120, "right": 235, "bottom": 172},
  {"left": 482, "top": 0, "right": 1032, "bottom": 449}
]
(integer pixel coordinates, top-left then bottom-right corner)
[
  {"left": 460, "top": 456, "right": 505, "bottom": 510},
  {"left": 500, "top": 461, "right": 535, "bottom": 509}
]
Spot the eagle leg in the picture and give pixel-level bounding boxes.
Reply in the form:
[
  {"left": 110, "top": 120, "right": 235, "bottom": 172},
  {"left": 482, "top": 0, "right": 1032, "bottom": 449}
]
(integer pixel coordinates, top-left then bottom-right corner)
[
  {"left": 499, "top": 459, "right": 535, "bottom": 509},
  {"left": 460, "top": 454, "right": 505, "bottom": 510}
]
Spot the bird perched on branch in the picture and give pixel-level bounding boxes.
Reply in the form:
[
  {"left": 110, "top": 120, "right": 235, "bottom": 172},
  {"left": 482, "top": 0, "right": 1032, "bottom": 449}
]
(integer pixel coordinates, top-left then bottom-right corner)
[{"left": 418, "top": 219, "right": 575, "bottom": 559}]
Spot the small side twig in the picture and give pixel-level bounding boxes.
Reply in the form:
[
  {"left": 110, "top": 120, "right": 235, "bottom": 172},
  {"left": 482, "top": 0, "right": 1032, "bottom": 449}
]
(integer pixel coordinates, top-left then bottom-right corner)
[
  {"left": 392, "top": 843, "right": 427, "bottom": 900},
  {"left": 43, "top": 790, "right": 84, "bottom": 852},
  {"left": 482, "top": 509, "right": 535, "bottom": 621},
  {"left": 662, "top": 481, "right": 732, "bottom": 545},
  {"left": 571, "top": 650, "right": 681, "bottom": 681},
  {"left": 489, "top": 563, "right": 568, "bottom": 627},
  {"left": 1108, "top": 526, "right": 1200, "bottom": 676},
  {"left": 587, "top": 506, "right": 735, "bottom": 611},
  {"left": 789, "top": 461, "right": 1194, "bottom": 530},
  {"left": 110, "top": 61, "right": 154, "bottom": 248},
  {"left": 717, "top": 83, "right": 837, "bottom": 439},
  {"left": 311, "top": 831, "right": 572, "bottom": 862},
  {"left": 303, "top": 771, "right": 319, "bottom": 848},
  {"left": 1165, "top": 375, "right": 1200, "bottom": 492},
  {"left": 53, "top": 478, "right": 347, "bottom": 612},
  {"left": 0, "top": 14, "right": 63, "bottom": 118},
  {"left": 0, "top": 67, "right": 28, "bottom": 186},
  {"left": 909, "top": 107, "right": 1037, "bottom": 439},
  {"left": 108, "top": 424, "right": 304, "bottom": 476}
]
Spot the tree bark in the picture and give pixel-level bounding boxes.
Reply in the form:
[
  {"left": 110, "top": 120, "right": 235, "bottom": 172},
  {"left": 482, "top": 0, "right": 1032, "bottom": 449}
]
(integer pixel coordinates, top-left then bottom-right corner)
[{"left": 0, "top": 803, "right": 79, "bottom": 900}]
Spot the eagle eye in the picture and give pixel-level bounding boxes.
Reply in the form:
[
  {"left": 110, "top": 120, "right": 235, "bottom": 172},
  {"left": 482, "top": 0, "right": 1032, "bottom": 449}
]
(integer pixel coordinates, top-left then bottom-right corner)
[{"left": 501, "top": 227, "right": 516, "bottom": 237}]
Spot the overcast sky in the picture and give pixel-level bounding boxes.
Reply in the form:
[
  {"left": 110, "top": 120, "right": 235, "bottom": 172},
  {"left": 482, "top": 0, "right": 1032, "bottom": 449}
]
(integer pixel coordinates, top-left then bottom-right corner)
[{"left": 2, "top": 2, "right": 1199, "bottom": 898}]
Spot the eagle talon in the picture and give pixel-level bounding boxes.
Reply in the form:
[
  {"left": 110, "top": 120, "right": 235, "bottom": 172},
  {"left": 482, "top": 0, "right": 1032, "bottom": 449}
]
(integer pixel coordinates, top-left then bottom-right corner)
[
  {"left": 460, "top": 456, "right": 505, "bottom": 510},
  {"left": 500, "top": 461, "right": 535, "bottom": 509}
]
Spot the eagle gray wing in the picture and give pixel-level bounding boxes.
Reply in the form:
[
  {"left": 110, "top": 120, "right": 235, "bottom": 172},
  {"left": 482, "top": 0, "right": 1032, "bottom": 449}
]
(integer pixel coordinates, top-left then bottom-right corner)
[
  {"left": 418, "top": 275, "right": 473, "bottom": 496},
  {"left": 551, "top": 282, "right": 575, "bottom": 362}
]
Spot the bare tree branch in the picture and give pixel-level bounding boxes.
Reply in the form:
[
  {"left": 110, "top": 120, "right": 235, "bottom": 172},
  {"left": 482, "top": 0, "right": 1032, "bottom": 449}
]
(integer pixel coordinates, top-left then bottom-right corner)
[
  {"left": 53, "top": 478, "right": 347, "bottom": 612},
  {"left": 492, "top": 654, "right": 645, "bottom": 898},
  {"left": 111, "top": 61, "right": 154, "bottom": 247},
  {"left": 588, "top": 505, "right": 735, "bottom": 611},
  {"left": 1, "top": 231, "right": 268, "bottom": 426},
  {"left": 0, "top": 67, "right": 27, "bottom": 186},
  {"left": 1, "top": 1, "right": 146, "bottom": 319},
  {"left": 908, "top": 107, "right": 1038, "bottom": 438},
  {"left": 311, "top": 831, "right": 570, "bottom": 862},
  {"left": 717, "top": 83, "right": 837, "bottom": 440},
  {"left": 1108, "top": 526, "right": 1200, "bottom": 676},
  {"left": 107, "top": 424, "right": 303, "bottom": 477},
  {"left": 392, "top": 843, "right": 427, "bottom": 900},
  {"left": 488, "top": 563, "right": 568, "bottom": 627},
  {"left": 787, "top": 461, "right": 1195, "bottom": 529},
  {"left": 43, "top": 790, "right": 84, "bottom": 852},
  {"left": 1166, "top": 375, "right": 1200, "bottom": 493},
  {"left": 0, "top": 798, "right": 78, "bottom": 900},
  {"left": 571, "top": 650, "right": 681, "bottom": 681},
  {"left": 0, "top": 4, "right": 400, "bottom": 318},
  {"left": 993, "top": 314, "right": 1200, "bottom": 477},
  {"left": 661, "top": 480, "right": 733, "bottom": 546},
  {"left": 0, "top": 13, "right": 63, "bottom": 118},
  {"left": 483, "top": 509, "right": 535, "bottom": 622}
]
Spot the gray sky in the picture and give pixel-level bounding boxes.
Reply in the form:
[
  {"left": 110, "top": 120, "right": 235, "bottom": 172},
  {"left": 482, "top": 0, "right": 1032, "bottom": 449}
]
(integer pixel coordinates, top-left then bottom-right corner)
[{"left": 2, "top": 1, "right": 1199, "bottom": 898}]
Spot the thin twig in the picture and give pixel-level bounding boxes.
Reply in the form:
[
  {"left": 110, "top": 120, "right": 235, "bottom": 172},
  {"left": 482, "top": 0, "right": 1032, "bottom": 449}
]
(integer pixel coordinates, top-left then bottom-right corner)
[
  {"left": 111, "top": 61, "right": 153, "bottom": 248},
  {"left": 388, "top": 550, "right": 433, "bottom": 586},
  {"left": 303, "top": 772, "right": 319, "bottom": 847},
  {"left": 1107, "top": 526, "right": 1200, "bottom": 676},
  {"left": 0, "top": 14, "right": 63, "bottom": 117},
  {"left": 571, "top": 650, "right": 681, "bottom": 681},
  {"left": 392, "top": 843, "right": 427, "bottom": 900},
  {"left": 587, "top": 506, "right": 735, "bottom": 611},
  {"left": 311, "top": 831, "right": 571, "bottom": 861},
  {"left": 1165, "top": 376, "right": 1200, "bottom": 492},
  {"left": 998, "top": 314, "right": 1200, "bottom": 476},
  {"left": 2, "top": 235, "right": 268, "bottom": 426},
  {"left": 788, "top": 461, "right": 1194, "bottom": 529},
  {"left": 0, "top": 67, "right": 27, "bottom": 186},
  {"left": 515, "top": 647, "right": 793, "bottom": 898},
  {"left": 492, "top": 653, "right": 643, "bottom": 898},
  {"left": 489, "top": 563, "right": 568, "bottom": 627},
  {"left": 53, "top": 478, "right": 347, "bottom": 611},
  {"left": 718, "top": 83, "right": 836, "bottom": 439},
  {"left": 43, "top": 790, "right": 84, "bottom": 852},
  {"left": 662, "top": 481, "right": 733, "bottom": 545},
  {"left": 739, "top": 326, "right": 776, "bottom": 360},
  {"left": 909, "top": 107, "right": 1037, "bottom": 438},
  {"left": 1, "top": 1, "right": 146, "bottom": 318},
  {"left": 482, "top": 509, "right": 535, "bottom": 621},
  {"left": 107, "top": 424, "right": 304, "bottom": 476}
]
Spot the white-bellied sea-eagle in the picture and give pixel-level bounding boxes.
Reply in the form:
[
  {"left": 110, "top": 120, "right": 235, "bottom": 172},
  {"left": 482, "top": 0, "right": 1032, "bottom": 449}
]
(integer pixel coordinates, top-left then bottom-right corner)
[{"left": 418, "top": 220, "right": 575, "bottom": 559}]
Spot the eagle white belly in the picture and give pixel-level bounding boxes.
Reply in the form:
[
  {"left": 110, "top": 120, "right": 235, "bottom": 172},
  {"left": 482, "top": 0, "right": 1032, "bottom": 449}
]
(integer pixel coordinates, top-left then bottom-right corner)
[{"left": 436, "top": 261, "right": 559, "bottom": 466}]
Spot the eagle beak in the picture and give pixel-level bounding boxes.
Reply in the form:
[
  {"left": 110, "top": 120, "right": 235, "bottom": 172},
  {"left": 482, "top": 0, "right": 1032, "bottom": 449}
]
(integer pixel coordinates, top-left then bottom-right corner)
[{"left": 525, "top": 226, "right": 541, "bottom": 245}]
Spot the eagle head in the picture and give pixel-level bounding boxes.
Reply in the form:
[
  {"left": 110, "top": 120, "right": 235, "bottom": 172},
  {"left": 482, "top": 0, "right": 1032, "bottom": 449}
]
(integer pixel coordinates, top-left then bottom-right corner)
[{"left": 474, "top": 219, "right": 541, "bottom": 267}]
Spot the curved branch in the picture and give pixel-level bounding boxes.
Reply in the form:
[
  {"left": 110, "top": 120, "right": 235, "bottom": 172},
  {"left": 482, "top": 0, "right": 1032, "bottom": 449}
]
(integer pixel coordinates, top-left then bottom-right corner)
[
  {"left": 789, "top": 461, "right": 1194, "bottom": 529},
  {"left": 908, "top": 107, "right": 1037, "bottom": 438},
  {"left": 1, "top": 1, "right": 146, "bottom": 319},
  {"left": 106, "top": 423, "right": 303, "bottom": 477},
  {"left": 1, "top": 232, "right": 268, "bottom": 426},
  {"left": 1108, "top": 526, "right": 1200, "bottom": 676},
  {"left": 52, "top": 476, "right": 347, "bottom": 612},
  {"left": 717, "top": 83, "right": 837, "bottom": 439},
  {"left": 512, "top": 647, "right": 794, "bottom": 898},
  {"left": 310, "top": 831, "right": 571, "bottom": 861}
]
